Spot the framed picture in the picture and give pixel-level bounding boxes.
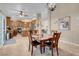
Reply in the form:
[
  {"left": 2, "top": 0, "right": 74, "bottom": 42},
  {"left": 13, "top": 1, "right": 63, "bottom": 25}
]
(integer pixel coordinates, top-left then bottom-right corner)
[{"left": 59, "top": 16, "right": 71, "bottom": 31}]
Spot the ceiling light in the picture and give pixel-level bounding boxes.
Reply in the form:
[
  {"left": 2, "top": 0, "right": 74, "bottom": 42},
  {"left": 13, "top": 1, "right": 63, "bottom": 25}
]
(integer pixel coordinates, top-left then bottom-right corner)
[{"left": 19, "top": 14, "right": 24, "bottom": 17}]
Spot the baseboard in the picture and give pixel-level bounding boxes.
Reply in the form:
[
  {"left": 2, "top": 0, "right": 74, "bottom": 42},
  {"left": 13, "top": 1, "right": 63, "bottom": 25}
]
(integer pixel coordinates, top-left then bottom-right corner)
[{"left": 60, "top": 40, "right": 79, "bottom": 47}]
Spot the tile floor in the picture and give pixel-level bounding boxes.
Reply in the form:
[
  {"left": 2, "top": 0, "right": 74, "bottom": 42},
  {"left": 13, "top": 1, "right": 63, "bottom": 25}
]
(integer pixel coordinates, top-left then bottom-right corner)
[{"left": 0, "top": 34, "right": 79, "bottom": 56}]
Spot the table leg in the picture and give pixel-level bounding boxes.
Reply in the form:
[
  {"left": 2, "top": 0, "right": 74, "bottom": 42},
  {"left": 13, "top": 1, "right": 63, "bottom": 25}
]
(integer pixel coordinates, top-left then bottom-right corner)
[
  {"left": 43, "top": 46, "right": 45, "bottom": 53},
  {"left": 40, "top": 44, "right": 42, "bottom": 54}
]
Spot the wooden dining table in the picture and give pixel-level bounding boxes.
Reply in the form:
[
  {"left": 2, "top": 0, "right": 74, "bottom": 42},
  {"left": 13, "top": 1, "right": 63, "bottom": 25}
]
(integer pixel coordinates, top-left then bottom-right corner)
[
  {"left": 32, "top": 34, "right": 53, "bottom": 54},
  {"left": 32, "top": 35, "right": 53, "bottom": 40}
]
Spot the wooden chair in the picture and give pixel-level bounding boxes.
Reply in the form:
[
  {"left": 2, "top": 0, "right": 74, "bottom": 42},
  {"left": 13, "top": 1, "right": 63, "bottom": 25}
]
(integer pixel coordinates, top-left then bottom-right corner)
[
  {"left": 45, "top": 32, "right": 61, "bottom": 56},
  {"left": 28, "top": 31, "right": 40, "bottom": 55}
]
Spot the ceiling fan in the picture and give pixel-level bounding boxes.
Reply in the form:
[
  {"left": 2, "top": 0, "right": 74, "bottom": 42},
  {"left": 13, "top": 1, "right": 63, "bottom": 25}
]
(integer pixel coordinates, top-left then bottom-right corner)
[
  {"left": 17, "top": 10, "right": 28, "bottom": 17},
  {"left": 5, "top": 8, "right": 28, "bottom": 17},
  {"left": 0, "top": 8, "right": 28, "bottom": 17}
]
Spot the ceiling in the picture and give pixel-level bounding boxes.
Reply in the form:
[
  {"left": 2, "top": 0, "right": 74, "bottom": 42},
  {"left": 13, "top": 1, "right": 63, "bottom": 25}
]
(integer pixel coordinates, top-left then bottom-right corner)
[
  {"left": 0, "top": 3, "right": 47, "bottom": 19},
  {"left": 0, "top": 3, "right": 79, "bottom": 20}
]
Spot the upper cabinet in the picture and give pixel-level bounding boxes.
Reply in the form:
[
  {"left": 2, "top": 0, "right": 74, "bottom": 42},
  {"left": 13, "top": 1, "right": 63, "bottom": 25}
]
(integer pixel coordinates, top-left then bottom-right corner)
[{"left": 6, "top": 17, "right": 11, "bottom": 27}]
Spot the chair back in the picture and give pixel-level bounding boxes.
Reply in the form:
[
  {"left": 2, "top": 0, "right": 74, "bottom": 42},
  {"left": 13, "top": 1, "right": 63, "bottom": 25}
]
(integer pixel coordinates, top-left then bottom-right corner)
[{"left": 52, "top": 32, "right": 61, "bottom": 47}]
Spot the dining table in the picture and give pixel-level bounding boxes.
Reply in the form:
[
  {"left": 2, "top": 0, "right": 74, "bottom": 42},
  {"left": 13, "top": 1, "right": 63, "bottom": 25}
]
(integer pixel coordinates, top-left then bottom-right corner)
[{"left": 32, "top": 34, "right": 53, "bottom": 54}]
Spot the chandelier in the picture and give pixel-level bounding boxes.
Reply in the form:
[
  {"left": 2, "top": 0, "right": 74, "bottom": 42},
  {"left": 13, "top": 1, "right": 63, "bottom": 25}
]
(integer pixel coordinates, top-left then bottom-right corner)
[{"left": 47, "top": 3, "right": 56, "bottom": 11}]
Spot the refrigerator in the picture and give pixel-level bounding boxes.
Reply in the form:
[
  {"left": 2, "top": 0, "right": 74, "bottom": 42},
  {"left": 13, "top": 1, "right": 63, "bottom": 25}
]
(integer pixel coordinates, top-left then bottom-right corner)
[{"left": 0, "top": 15, "right": 6, "bottom": 46}]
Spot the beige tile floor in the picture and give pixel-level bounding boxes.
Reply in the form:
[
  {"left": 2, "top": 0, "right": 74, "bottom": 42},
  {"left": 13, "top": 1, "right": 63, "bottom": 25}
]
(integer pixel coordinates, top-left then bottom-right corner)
[
  {"left": 0, "top": 34, "right": 79, "bottom": 56},
  {"left": 0, "top": 34, "right": 30, "bottom": 56}
]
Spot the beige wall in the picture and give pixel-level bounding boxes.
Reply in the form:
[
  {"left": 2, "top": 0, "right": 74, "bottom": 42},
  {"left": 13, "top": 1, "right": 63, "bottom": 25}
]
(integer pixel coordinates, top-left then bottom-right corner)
[{"left": 42, "top": 3, "right": 79, "bottom": 45}]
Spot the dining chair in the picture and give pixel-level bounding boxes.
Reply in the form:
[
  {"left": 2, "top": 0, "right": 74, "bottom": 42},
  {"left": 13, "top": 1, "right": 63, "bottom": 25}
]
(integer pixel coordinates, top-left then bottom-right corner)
[
  {"left": 28, "top": 31, "right": 40, "bottom": 55},
  {"left": 45, "top": 32, "right": 61, "bottom": 56}
]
